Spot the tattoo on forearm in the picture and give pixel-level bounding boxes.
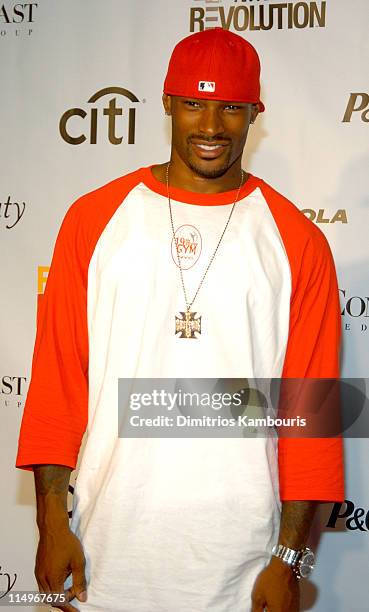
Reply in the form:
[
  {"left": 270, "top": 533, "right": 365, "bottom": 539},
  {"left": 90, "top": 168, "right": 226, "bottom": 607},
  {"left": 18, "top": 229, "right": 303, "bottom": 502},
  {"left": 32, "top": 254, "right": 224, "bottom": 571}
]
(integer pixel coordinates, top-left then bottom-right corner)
[{"left": 34, "top": 465, "right": 71, "bottom": 495}]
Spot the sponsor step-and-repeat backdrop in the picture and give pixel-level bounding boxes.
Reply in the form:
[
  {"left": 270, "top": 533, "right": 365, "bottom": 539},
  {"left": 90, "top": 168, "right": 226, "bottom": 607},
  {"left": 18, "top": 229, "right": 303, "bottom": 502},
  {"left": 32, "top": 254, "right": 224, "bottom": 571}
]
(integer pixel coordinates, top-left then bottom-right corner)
[{"left": 1, "top": 1, "right": 368, "bottom": 610}]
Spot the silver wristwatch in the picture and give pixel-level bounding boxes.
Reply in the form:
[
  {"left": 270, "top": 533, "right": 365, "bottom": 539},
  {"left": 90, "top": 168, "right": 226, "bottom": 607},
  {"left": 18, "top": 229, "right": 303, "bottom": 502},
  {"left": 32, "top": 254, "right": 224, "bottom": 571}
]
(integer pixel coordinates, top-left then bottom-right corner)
[{"left": 271, "top": 544, "right": 315, "bottom": 580}]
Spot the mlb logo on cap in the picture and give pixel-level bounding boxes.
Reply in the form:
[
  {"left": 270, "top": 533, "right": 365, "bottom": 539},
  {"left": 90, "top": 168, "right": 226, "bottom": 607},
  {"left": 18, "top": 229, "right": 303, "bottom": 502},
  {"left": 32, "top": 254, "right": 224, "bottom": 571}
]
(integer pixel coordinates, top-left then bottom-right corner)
[{"left": 198, "top": 81, "right": 216, "bottom": 93}]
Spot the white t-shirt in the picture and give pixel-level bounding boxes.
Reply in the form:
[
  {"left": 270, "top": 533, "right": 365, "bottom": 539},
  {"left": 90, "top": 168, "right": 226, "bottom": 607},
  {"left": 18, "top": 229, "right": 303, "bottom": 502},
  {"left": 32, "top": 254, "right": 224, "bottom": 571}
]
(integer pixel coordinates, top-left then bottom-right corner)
[{"left": 16, "top": 167, "right": 344, "bottom": 612}]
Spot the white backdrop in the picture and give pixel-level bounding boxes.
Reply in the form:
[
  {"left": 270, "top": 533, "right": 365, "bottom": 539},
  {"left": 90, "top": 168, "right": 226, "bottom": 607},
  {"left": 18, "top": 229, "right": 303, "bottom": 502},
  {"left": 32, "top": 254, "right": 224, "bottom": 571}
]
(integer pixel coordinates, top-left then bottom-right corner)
[{"left": 1, "top": 1, "right": 368, "bottom": 610}]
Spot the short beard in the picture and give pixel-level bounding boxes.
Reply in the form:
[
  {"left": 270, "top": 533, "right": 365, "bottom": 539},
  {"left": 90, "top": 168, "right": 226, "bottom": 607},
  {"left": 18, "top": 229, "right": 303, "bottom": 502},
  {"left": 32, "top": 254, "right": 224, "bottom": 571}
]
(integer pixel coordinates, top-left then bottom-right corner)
[
  {"left": 186, "top": 160, "right": 230, "bottom": 179},
  {"left": 185, "top": 142, "right": 233, "bottom": 179}
]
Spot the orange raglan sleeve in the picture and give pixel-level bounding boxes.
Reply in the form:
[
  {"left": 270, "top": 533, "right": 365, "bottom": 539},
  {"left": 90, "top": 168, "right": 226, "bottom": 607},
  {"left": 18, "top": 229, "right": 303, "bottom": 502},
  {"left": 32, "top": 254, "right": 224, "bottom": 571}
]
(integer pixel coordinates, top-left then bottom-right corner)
[
  {"left": 15, "top": 170, "right": 144, "bottom": 472},
  {"left": 15, "top": 201, "right": 90, "bottom": 471},
  {"left": 278, "top": 227, "right": 345, "bottom": 502}
]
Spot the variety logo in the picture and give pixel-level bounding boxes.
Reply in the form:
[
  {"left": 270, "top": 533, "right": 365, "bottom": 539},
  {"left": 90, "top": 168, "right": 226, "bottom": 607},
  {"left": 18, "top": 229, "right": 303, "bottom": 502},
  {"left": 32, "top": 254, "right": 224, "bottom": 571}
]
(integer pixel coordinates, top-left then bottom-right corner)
[
  {"left": 342, "top": 93, "right": 369, "bottom": 123},
  {"left": 300, "top": 209, "right": 347, "bottom": 224},
  {"left": 171, "top": 225, "right": 202, "bottom": 270},
  {"left": 60, "top": 86, "right": 140, "bottom": 146},
  {"left": 190, "top": 0, "right": 326, "bottom": 33},
  {"left": 340, "top": 289, "right": 369, "bottom": 333},
  {"left": 0, "top": 2, "right": 38, "bottom": 37},
  {"left": 0, "top": 196, "right": 26, "bottom": 229},
  {"left": 327, "top": 500, "right": 369, "bottom": 531},
  {"left": 0, "top": 566, "right": 17, "bottom": 600}
]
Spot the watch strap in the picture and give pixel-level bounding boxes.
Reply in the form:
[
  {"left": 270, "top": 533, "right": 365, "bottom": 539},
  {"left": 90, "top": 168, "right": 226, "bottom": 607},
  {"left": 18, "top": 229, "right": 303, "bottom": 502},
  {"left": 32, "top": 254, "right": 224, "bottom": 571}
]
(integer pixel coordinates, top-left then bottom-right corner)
[
  {"left": 271, "top": 544, "right": 305, "bottom": 579},
  {"left": 272, "top": 544, "right": 302, "bottom": 566}
]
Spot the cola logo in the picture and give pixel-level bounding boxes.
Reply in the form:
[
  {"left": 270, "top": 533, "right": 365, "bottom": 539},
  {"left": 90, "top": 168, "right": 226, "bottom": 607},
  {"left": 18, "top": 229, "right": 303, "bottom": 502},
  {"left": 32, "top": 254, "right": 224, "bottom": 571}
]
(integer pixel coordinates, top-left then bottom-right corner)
[
  {"left": 301, "top": 209, "right": 347, "bottom": 224},
  {"left": 327, "top": 500, "right": 369, "bottom": 531}
]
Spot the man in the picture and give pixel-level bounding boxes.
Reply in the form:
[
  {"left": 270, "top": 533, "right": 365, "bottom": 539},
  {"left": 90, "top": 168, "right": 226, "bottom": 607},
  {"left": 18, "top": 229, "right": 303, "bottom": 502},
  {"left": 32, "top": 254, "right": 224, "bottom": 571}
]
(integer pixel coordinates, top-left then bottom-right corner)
[{"left": 16, "top": 28, "right": 344, "bottom": 612}]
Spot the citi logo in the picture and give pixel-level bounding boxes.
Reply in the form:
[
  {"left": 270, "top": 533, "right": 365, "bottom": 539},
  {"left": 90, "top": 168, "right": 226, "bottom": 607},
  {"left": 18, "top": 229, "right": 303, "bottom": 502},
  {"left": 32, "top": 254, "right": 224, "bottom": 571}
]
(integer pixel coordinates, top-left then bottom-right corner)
[
  {"left": 59, "top": 87, "right": 140, "bottom": 146},
  {"left": 342, "top": 93, "right": 369, "bottom": 123},
  {"left": 300, "top": 209, "right": 348, "bottom": 224}
]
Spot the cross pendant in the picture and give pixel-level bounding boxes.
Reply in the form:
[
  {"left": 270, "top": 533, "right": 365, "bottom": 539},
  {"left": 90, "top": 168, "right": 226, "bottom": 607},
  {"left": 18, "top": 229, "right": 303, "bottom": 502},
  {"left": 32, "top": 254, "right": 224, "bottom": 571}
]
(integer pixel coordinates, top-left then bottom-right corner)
[{"left": 175, "top": 310, "right": 202, "bottom": 339}]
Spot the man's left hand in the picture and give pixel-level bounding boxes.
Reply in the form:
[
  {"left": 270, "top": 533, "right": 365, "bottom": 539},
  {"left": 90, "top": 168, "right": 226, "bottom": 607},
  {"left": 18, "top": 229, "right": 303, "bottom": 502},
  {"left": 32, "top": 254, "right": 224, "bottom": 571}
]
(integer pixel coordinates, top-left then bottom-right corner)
[{"left": 251, "top": 556, "right": 300, "bottom": 612}]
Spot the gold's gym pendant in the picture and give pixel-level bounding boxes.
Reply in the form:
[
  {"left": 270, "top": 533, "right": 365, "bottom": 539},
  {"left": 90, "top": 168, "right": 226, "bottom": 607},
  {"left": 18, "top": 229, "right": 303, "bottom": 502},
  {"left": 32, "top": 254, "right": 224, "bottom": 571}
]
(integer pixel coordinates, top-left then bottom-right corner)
[
  {"left": 167, "top": 162, "right": 244, "bottom": 341},
  {"left": 175, "top": 311, "right": 202, "bottom": 339}
]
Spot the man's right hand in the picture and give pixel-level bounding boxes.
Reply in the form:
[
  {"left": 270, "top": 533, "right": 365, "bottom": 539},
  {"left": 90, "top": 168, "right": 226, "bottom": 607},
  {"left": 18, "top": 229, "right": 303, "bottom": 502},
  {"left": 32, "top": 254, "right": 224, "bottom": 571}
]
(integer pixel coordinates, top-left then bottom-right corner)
[
  {"left": 33, "top": 465, "right": 87, "bottom": 612},
  {"left": 35, "top": 525, "right": 87, "bottom": 612}
]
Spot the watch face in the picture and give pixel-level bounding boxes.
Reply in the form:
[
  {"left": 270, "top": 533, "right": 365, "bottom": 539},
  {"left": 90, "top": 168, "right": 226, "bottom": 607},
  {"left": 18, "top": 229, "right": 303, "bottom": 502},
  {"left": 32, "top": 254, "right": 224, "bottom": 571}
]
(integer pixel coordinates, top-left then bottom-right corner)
[{"left": 299, "top": 551, "right": 315, "bottom": 578}]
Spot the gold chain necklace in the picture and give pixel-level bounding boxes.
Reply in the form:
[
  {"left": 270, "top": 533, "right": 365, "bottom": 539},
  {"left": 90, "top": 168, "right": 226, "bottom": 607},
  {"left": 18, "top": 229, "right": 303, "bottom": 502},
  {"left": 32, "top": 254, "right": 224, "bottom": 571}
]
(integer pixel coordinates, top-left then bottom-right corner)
[{"left": 166, "top": 162, "right": 244, "bottom": 339}]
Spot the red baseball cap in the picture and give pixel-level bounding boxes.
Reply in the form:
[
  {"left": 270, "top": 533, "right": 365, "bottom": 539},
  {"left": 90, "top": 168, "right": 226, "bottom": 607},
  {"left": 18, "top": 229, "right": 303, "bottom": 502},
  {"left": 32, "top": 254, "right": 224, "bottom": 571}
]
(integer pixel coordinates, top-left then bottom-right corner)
[{"left": 164, "top": 28, "right": 265, "bottom": 112}]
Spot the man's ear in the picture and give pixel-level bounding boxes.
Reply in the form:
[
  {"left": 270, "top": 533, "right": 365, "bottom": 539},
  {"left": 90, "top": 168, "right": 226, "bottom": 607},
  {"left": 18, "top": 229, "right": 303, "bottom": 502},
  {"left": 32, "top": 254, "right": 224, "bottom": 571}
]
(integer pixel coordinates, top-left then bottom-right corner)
[
  {"left": 250, "top": 103, "right": 259, "bottom": 124},
  {"left": 162, "top": 93, "right": 172, "bottom": 116}
]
